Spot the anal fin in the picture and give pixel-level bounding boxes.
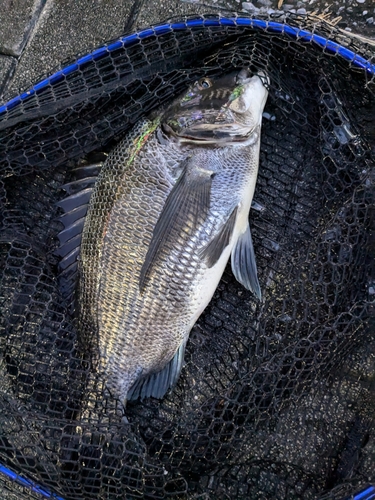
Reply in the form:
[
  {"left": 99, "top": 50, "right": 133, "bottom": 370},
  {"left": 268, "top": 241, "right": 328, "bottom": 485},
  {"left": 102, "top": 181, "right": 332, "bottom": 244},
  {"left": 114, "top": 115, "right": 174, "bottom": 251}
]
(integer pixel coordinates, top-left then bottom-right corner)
[
  {"left": 231, "top": 222, "right": 261, "bottom": 299},
  {"left": 127, "top": 340, "right": 187, "bottom": 401}
]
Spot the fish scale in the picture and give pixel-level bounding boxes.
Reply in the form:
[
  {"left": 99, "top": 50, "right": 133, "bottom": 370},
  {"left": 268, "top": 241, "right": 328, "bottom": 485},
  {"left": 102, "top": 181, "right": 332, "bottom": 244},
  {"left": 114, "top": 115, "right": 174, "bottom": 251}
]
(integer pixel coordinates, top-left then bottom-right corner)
[
  {"left": 57, "top": 70, "right": 269, "bottom": 403},
  {"left": 94, "top": 132, "right": 209, "bottom": 398}
]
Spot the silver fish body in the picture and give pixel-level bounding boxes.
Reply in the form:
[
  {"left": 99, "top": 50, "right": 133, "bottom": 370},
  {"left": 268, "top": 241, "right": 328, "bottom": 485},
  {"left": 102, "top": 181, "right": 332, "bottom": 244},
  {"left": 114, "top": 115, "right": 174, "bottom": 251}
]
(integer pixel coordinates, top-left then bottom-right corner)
[{"left": 60, "top": 69, "right": 269, "bottom": 403}]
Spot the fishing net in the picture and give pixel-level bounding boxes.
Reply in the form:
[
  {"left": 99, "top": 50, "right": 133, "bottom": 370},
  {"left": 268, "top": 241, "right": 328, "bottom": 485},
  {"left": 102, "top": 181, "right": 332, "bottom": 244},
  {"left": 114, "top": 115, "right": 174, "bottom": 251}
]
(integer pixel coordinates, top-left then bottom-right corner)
[{"left": 0, "top": 12, "right": 374, "bottom": 500}]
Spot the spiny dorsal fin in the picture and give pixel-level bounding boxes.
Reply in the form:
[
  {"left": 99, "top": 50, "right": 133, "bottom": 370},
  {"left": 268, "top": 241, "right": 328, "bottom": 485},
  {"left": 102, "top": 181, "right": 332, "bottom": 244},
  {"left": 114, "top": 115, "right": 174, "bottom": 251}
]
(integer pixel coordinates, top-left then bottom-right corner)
[{"left": 55, "top": 159, "right": 104, "bottom": 302}]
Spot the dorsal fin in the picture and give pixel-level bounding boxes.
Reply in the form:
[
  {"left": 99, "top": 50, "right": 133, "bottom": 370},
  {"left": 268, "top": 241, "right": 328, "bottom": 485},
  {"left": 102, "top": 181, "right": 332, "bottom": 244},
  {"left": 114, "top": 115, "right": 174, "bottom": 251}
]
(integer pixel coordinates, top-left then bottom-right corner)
[{"left": 55, "top": 155, "right": 105, "bottom": 304}]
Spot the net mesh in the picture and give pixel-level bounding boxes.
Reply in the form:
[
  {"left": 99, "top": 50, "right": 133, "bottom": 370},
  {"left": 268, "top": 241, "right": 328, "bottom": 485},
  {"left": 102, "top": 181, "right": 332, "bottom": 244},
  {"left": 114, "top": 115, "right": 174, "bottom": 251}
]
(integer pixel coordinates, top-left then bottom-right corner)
[{"left": 0, "top": 13, "right": 374, "bottom": 500}]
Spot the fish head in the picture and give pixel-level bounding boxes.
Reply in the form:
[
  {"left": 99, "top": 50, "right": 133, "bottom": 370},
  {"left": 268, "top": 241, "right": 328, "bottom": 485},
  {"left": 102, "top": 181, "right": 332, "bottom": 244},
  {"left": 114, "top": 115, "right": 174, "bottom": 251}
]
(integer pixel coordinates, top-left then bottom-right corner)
[{"left": 162, "top": 69, "right": 269, "bottom": 144}]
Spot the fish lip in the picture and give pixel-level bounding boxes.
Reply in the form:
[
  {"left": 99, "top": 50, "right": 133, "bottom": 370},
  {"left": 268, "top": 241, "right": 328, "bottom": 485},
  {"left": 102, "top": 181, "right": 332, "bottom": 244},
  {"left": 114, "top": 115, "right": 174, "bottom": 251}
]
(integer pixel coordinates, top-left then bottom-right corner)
[
  {"left": 256, "top": 70, "right": 270, "bottom": 90},
  {"left": 237, "top": 69, "right": 270, "bottom": 90}
]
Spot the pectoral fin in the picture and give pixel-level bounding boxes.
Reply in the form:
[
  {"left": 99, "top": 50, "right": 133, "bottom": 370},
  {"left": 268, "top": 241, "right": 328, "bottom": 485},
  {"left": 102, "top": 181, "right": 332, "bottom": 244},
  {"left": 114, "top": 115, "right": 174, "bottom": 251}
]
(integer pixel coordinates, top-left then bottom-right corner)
[
  {"left": 127, "top": 340, "right": 187, "bottom": 401},
  {"left": 139, "top": 164, "right": 213, "bottom": 291},
  {"left": 231, "top": 222, "right": 261, "bottom": 299},
  {"left": 199, "top": 206, "right": 238, "bottom": 268}
]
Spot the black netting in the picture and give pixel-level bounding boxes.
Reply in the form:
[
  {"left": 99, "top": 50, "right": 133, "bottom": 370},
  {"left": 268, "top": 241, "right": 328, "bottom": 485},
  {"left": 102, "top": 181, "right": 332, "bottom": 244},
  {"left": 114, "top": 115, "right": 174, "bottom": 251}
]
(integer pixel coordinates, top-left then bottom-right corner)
[{"left": 0, "top": 13, "right": 375, "bottom": 500}]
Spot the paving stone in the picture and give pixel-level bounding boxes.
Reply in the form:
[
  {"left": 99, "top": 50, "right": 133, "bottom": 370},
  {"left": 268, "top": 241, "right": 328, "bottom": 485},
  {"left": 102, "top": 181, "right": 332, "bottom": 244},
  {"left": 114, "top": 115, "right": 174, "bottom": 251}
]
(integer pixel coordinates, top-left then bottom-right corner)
[
  {"left": 0, "top": 55, "right": 16, "bottom": 99},
  {"left": 134, "top": 0, "right": 208, "bottom": 29},
  {"left": 3, "top": 0, "right": 134, "bottom": 101},
  {"left": 2, "top": 0, "right": 210, "bottom": 103},
  {"left": 0, "top": 0, "right": 46, "bottom": 57}
]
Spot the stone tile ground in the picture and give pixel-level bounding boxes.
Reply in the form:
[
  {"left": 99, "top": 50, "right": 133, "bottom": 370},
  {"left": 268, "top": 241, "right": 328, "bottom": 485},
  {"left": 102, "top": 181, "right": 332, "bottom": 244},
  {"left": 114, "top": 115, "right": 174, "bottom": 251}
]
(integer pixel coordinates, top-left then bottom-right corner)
[
  {"left": 0, "top": 0, "right": 374, "bottom": 104},
  {"left": 0, "top": 0, "right": 46, "bottom": 56},
  {"left": 0, "top": 0, "right": 206, "bottom": 102}
]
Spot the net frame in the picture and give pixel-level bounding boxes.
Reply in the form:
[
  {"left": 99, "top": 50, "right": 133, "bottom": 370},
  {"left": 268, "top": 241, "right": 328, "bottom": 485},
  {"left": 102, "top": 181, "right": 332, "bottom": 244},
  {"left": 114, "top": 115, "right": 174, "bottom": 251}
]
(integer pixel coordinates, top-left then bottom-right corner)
[{"left": 0, "top": 13, "right": 374, "bottom": 500}]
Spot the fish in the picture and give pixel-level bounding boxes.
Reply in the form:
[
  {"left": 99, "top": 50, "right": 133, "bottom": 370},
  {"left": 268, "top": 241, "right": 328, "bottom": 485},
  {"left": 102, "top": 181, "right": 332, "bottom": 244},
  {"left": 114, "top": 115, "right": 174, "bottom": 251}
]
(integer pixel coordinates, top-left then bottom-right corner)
[{"left": 56, "top": 68, "right": 269, "bottom": 404}]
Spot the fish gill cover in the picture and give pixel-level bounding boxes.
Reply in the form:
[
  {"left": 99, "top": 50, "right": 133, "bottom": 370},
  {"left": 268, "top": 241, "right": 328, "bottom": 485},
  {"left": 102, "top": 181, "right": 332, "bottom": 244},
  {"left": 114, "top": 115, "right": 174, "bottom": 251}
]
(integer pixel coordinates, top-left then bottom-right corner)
[{"left": 0, "top": 12, "right": 374, "bottom": 500}]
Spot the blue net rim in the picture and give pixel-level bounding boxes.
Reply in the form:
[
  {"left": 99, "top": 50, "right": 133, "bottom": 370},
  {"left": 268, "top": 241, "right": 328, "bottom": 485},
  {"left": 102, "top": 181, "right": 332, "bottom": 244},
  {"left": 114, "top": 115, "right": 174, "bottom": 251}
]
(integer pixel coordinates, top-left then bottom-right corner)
[
  {"left": 0, "top": 16, "right": 374, "bottom": 116},
  {"left": 0, "top": 463, "right": 65, "bottom": 500}
]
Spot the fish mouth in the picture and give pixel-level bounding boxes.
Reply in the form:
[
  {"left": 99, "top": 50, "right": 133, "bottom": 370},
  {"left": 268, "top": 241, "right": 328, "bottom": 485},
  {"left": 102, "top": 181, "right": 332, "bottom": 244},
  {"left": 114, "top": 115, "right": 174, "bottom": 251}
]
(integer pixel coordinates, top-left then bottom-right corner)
[
  {"left": 162, "top": 122, "right": 256, "bottom": 144},
  {"left": 178, "top": 126, "right": 257, "bottom": 144}
]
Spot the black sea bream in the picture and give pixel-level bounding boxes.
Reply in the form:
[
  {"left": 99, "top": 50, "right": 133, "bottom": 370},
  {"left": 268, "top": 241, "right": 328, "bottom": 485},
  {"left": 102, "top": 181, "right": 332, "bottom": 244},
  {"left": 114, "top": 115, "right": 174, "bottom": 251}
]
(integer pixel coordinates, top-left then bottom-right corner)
[{"left": 57, "top": 69, "right": 269, "bottom": 403}]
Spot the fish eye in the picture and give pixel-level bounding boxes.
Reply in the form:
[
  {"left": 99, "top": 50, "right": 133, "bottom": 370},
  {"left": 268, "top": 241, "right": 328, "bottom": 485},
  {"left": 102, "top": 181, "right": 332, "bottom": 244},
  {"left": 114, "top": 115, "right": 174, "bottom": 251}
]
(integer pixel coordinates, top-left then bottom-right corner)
[{"left": 197, "top": 78, "right": 212, "bottom": 90}]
